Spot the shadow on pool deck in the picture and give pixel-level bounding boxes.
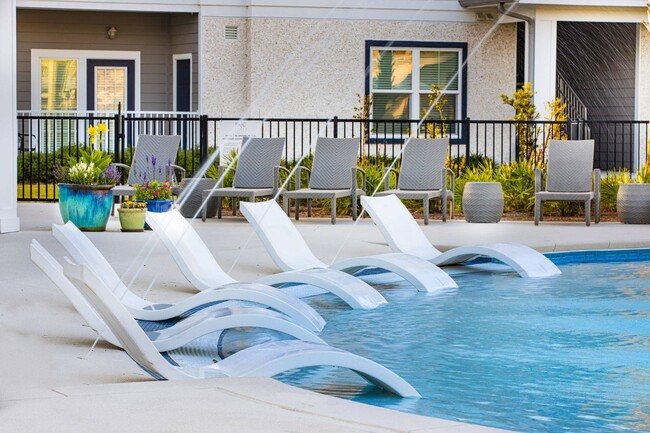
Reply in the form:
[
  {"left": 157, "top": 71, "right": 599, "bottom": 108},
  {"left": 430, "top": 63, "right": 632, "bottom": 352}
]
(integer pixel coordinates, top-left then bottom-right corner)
[{"left": 2, "top": 202, "right": 649, "bottom": 432}]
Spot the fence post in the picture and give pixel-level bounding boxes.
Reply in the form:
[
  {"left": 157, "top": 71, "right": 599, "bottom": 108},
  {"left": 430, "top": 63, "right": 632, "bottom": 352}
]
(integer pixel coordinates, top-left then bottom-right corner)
[
  {"left": 463, "top": 117, "right": 470, "bottom": 158},
  {"left": 199, "top": 115, "right": 208, "bottom": 164},
  {"left": 113, "top": 113, "right": 124, "bottom": 164},
  {"left": 333, "top": 116, "right": 339, "bottom": 138}
]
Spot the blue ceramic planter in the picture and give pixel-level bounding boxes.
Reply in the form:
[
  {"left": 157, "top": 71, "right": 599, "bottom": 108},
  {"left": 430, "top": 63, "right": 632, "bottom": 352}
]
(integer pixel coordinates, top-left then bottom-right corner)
[
  {"left": 58, "top": 184, "right": 113, "bottom": 231},
  {"left": 145, "top": 199, "right": 173, "bottom": 213}
]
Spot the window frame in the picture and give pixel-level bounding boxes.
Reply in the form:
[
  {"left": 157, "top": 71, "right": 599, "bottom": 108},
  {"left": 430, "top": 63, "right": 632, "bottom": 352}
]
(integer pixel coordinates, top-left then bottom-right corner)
[{"left": 364, "top": 40, "right": 468, "bottom": 143}]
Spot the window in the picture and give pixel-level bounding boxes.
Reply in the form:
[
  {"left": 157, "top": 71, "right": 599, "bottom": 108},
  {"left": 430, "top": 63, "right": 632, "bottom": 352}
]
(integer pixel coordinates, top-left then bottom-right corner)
[
  {"left": 95, "top": 67, "right": 127, "bottom": 112},
  {"left": 40, "top": 59, "right": 77, "bottom": 111},
  {"left": 365, "top": 41, "right": 467, "bottom": 136}
]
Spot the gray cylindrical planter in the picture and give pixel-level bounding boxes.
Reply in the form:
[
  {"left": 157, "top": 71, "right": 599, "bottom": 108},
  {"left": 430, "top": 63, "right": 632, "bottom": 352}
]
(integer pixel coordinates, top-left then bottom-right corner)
[
  {"left": 177, "top": 178, "right": 218, "bottom": 218},
  {"left": 462, "top": 182, "right": 504, "bottom": 223},
  {"left": 617, "top": 183, "right": 650, "bottom": 224}
]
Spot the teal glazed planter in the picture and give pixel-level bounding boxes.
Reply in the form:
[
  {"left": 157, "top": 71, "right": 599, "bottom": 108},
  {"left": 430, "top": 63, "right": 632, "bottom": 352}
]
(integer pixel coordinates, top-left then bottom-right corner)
[
  {"left": 57, "top": 183, "right": 70, "bottom": 223},
  {"left": 145, "top": 199, "right": 173, "bottom": 213},
  {"left": 59, "top": 184, "right": 114, "bottom": 231}
]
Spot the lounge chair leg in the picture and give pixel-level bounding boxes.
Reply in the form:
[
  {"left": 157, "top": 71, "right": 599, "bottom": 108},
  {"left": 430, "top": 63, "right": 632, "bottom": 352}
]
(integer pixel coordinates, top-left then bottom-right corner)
[
  {"left": 585, "top": 199, "right": 591, "bottom": 226},
  {"left": 331, "top": 199, "right": 336, "bottom": 225},
  {"left": 450, "top": 197, "right": 455, "bottom": 219},
  {"left": 217, "top": 197, "right": 222, "bottom": 219},
  {"left": 534, "top": 197, "right": 541, "bottom": 225},
  {"left": 424, "top": 198, "right": 430, "bottom": 225},
  {"left": 307, "top": 199, "right": 312, "bottom": 217},
  {"left": 352, "top": 197, "right": 358, "bottom": 221},
  {"left": 595, "top": 197, "right": 600, "bottom": 224},
  {"left": 295, "top": 199, "right": 300, "bottom": 220}
]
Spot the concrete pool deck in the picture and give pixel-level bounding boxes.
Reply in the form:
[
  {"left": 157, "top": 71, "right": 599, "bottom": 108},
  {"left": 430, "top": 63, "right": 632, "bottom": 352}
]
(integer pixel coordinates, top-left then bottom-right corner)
[{"left": 2, "top": 202, "right": 649, "bottom": 432}]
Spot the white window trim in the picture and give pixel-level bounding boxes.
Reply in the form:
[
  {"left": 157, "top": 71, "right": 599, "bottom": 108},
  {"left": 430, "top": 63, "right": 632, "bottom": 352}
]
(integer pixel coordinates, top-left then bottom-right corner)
[
  {"left": 172, "top": 53, "right": 192, "bottom": 112},
  {"left": 30, "top": 49, "right": 141, "bottom": 113},
  {"left": 369, "top": 46, "right": 463, "bottom": 121}
]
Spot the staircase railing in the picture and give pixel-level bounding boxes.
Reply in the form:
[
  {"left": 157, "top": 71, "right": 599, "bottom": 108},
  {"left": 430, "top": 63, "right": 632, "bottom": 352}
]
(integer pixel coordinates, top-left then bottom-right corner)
[{"left": 556, "top": 73, "right": 588, "bottom": 120}]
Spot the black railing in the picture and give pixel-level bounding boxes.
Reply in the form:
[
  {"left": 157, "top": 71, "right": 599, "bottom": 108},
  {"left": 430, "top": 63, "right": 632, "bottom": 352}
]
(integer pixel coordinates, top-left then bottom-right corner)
[{"left": 16, "top": 113, "right": 649, "bottom": 201}]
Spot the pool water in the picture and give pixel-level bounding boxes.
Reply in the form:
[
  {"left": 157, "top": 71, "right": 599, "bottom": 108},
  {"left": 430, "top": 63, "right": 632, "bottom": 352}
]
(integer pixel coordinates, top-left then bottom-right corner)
[{"left": 275, "top": 252, "right": 650, "bottom": 433}]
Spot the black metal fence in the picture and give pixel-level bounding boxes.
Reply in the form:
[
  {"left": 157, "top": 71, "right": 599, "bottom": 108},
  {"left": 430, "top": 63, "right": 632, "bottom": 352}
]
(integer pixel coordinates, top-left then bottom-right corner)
[{"left": 17, "top": 113, "right": 649, "bottom": 201}]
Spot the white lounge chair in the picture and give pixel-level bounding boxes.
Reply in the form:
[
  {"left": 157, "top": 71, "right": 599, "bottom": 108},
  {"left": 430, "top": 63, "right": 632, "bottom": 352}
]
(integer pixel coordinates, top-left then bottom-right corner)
[
  {"left": 62, "top": 259, "right": 420, "bottom": 398},
  {"left": 361, "top": 194, "right": 561, "bottom": 278},
  {"left": 52, "top": 222, "right": 324, "bottom": 332},
  {"left": 146, "top": 210, "right": 387, "bottom": 310},
  {"left": 30, "top": 239, "right": 325, "bottom": 352},
  {"left": 239, "top": 200, "right": 459, "bottom": 292}
]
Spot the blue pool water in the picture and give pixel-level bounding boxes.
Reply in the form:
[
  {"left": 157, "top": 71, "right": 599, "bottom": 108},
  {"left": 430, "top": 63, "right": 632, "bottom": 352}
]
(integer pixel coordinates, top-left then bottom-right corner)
[{"left": 274, "top": 250, "right": 650, "bottom": 433}]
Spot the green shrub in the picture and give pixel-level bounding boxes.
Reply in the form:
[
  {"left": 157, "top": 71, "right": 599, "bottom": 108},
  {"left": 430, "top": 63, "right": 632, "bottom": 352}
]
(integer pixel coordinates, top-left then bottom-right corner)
[
  {"left": 600, "top": 169, "right": 631, "bottom": 212},
  {"left": 496, "top": 160, "right": 536, "bottom": 212}
]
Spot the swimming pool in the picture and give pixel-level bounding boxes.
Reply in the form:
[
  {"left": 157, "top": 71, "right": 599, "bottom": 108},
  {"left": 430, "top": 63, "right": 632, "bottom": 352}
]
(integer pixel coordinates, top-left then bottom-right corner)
[{"left": 273, "top": 250, "right": 650, "bottom": 433}]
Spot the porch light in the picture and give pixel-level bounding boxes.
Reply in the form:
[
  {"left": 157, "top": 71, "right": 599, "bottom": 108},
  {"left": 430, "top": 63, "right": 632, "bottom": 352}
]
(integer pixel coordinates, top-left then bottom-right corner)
[{"left": 106, "top": 26, "right": 118, "bottom": 40}]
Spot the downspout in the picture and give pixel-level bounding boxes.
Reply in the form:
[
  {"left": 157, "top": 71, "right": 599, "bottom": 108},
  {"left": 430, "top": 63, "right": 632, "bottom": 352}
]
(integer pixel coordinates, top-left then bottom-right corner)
[{"left": 497, "top": 2, "right": 534, "bottom": 84}]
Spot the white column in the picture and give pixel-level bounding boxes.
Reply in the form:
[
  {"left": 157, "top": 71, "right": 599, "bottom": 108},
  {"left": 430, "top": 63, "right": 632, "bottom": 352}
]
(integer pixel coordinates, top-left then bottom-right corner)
[
  {"left": 0, "top": 0, "right": 19, "bottom": 233},
  {"left": 533, "top": 18, "right": 557, "bottom": 114}
]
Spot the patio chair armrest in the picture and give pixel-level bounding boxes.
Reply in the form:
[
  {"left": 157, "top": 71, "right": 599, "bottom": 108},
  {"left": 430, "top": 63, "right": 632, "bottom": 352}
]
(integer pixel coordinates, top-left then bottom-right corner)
[
  {"left": 355, "top": 166, "right": 367, "bottom": 192},
  {"left": 110, "top": 163, "right": 130, "bottom": 184},
  {"left": 445, "top": 167, "right": 455, "bottom": 192},
  {"left": 216, "top": 165, "right": 226, "bottom": 188},
  {"left": 384, "top": 167, "right": 398, "bottom": 191},
  {"left": 167, "top": 164, "right": 186, "bottom": 183},
  {"left": 593, "top": 168, "right": 601, "bottom": 196},
  {"left": 295, "top": 166, "right": 311, "bottom": 190},
  {"left": 274, "top": 165, "right": 290, "bottom": 195},
  {"left": 534, "top": 168, "right": 543, "bottom": 193}
]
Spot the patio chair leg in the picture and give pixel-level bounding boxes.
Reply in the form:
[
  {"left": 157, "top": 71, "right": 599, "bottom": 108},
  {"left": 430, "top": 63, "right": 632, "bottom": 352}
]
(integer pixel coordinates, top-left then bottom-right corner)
[
  {"left": 424, "top": 198, "right": 430, "bottom": 225},
  {"left": 585, "top": 199, "right": 591, "bottom": 227},
  {"left": 449, "top": 196, "right": 455, "bottom": 219},
  {"left": 295, "top": 199, "right": 300, "bottom": 220},
  {"left": 534, "top": 197, "right": 541, "bottom": 225},
  {"left": 330, "top": 198, "right": 336, "bottom": 225},
  {"left": 283, "top": 197, "right": 290, "bottom": 216},
  {"left": 595, "top": 197, "right": 600, "bottom": 224},
  {"left": 307, "top": 199, "right": 312, "bottom": 217},
  {"left": 217, "top": 197, "right": 222, "bottom": 219},
  {"left": 352, "top": 197, "right": 358, "bottom": 221}
]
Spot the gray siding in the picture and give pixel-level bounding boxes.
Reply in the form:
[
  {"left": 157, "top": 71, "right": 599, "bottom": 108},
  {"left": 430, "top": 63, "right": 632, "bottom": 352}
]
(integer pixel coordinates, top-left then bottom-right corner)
[
  {"left": 17, "top": 8, "right": 198, "bottom": 112},
  {"left": 171, "top": 13, "right": 199, "bottom": 111}
]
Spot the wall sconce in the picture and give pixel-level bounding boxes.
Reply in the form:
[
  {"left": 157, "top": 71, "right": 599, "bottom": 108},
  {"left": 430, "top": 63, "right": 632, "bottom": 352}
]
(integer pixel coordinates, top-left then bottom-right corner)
[{"left": 106, "top": 26, "right": 118, "bottom": 40}]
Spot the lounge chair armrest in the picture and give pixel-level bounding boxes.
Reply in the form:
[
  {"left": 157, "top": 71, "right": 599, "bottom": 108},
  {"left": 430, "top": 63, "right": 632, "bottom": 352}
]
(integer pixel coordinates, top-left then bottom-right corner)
[
  {"left": 384, "top": 167, "right": 398, "bottom": 191},
  {"left": 445, "top": 167, "right": 455, "bottom": 192},
  {"left": 535, "top": 168, "right": 542, "bottom": 193},
  {"left": 274, "top": 165, "right": 291, "bottom": 195},
  {"left": 593, "top": 168, "right": 601, "bottom": 195},
  {"left": 295, "top": 166, "right": 311, "bottom": 190},
  {"left": 355, "top": 166, "right": 367, "bottom": 192}
]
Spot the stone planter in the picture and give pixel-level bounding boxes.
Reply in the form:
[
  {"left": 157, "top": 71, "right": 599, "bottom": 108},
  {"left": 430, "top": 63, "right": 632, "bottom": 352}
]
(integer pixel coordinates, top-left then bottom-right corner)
[
  {"left": 117, "top": 208, "right": 146, "bottom": 232},
  {"left": 57, "top": 183, "right": 113, "bottom": 231},
  {"left": 462, "top": 182, "right": 504, "bottom": 223},
  {"left": 617, "top": 183, "right": 650, "bottom": 224},
  {"left": 177, "top": 178, "right": 218, "bottom": 218}
]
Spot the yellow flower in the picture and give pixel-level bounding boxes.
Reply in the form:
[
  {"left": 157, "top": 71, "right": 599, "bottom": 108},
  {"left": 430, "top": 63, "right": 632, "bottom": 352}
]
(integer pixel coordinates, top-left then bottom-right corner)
[{"left": 97, "top": 123, "right": 108, "bottom": 135}]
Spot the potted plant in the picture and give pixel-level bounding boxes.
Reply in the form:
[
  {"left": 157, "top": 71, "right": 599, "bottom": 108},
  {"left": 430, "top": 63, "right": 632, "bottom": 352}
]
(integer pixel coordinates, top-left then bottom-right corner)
[
  {"left": 117, "top": 200, "right": 147, "bottom": 232},
  {"left": 134, "top": 180, "right": 173, "bottom": 213},
  {"left": 54, "top": 123, "right": 120, "bottom": 231}
]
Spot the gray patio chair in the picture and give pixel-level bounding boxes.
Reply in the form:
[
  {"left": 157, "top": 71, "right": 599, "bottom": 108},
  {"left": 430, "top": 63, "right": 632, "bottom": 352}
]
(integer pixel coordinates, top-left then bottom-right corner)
[
  {"left": 375, "top": 138, "right": 454, "bottom": 225},
  {"left": 282, "top": 137, "right": 365, "bottom": 224},
  {"left": 201, "top": 137, "right": 286, "bottom": 221},
  {"left": 534, "top": 139, "right": 600, "bottom": 226},
  {"left": 111, "top": 135, "right": 184, "bottom": 213}
]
